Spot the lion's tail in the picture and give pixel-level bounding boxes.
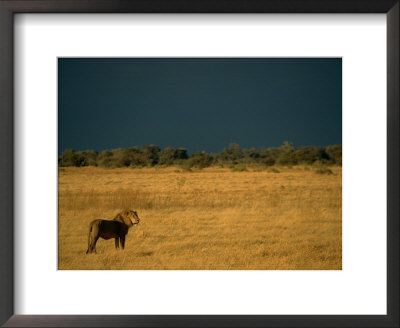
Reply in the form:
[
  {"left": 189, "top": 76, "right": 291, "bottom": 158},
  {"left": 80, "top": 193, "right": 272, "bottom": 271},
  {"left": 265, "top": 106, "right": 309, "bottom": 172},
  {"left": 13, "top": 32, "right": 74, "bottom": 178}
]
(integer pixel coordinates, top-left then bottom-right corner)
[{"left": 86, "top": 224, "right": 93, "bottom": 254}]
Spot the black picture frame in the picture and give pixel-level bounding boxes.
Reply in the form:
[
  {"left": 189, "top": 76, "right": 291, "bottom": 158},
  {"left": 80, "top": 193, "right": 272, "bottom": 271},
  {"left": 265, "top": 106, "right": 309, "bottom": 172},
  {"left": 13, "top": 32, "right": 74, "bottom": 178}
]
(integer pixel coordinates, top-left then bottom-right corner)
[{"left": 0, "top": 1, "right": 398, "bottom": 327}]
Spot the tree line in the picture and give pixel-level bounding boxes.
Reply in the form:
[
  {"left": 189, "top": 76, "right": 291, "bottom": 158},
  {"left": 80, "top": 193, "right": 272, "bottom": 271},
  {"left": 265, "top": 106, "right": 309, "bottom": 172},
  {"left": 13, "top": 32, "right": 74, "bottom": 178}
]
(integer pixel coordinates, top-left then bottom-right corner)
[{"left": 58, "top": 142, "right": 342, "bottom": 169}]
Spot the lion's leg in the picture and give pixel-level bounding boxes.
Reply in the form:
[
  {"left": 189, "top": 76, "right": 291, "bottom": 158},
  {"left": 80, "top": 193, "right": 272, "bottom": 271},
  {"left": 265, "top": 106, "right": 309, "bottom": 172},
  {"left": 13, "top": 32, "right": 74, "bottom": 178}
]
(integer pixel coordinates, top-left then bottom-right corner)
[
  {"left": 120, "top": 236, "right": 125, "bottom": 249},
  {"left": 86, "top": 224, "right": 93, "bottom": 254},
  {"left": 87, "top": 235, "right": 96, "bottom": 254},
  {"left": 88, "top": 234, "right": 95, "bottom": 253},
  {"left": 91, "top": 235, "right": 100, "bottom": 254},
  {"left": 86, "top": 239, "right": 91, "bottom": 254},
  {"left": 115, "top": 238, "right": 119, "bottom": 249},
  {"left": 88, "top": 240, "right": 94, "bottom": 253}
]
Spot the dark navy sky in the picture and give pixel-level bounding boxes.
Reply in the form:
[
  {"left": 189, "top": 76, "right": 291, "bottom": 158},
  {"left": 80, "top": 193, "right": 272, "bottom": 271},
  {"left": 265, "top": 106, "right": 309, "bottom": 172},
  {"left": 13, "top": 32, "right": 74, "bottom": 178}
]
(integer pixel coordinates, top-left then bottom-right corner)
[{"left": 58, "top": 58, "right": 341, "bottom": 154}]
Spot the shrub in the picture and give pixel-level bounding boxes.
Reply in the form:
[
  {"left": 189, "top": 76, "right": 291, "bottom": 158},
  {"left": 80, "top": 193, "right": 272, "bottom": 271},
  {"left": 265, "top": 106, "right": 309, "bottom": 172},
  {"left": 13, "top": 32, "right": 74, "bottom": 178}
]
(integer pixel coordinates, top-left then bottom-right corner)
[
  {"left": 127, "top": 147, "right": 147, "bottom": 167},
  {"left": 231, "top": 165, "right": 247, "bottom": 172},
  {"left": 58, "top": 143, "right": 342, "bottom": 169},
  {"left": 260, "top": 148, "right": 280, "bottom": 164},
  {"left": 141, "top": 144, "right": 160, "bottom": 166},
  {"left": 276, "top": 141, "right": 297, "bottom": 165},
  {"left": 268, "top": 167, "right": 280, "bottom": 173},
  {"left": 81, "top": 150, "right": 98, "bottom": 166},
  {"left": 185, "top": 152, "right": 213, "bottom": 169},
  {"left": 263, "top": 157, "right": 275, "bottom": 167},
  {"left": 179, "top": 161, "right": 193, "bottom": 172},
  {"left": 59, "top": 149, "right": 85, "bottom": 167},
  {"left": 175, "top": 148, "right": 188, "bottom": 160},
  {"left": 315, "top": 167, "right": 333, "bottom": 175},
  {"left": 313, "top": 160, "right": 333, "bottom": 175},
  {"left": 312, "top": 160, "right": 324, "bottom": 167},
  {"left": 293, "top": 148, "right": 313, "bottom": 164},
  {"left": 97, "top": 150, "right": 114, "bottom": 168},
  {"left": 218, "top": 143, "right": 243, "bottom": 162},
  {"left": 325, "top": 145, "right": 342, "bottom": 165},
  {"left": 307, "top": 146, "right": 330, "bottom": 164},
  {"left": 111, "top": 148, "right": 133, "bottom": 167},
  {"left": 159, "top": 147, "right": 177, "bottom": 165}
]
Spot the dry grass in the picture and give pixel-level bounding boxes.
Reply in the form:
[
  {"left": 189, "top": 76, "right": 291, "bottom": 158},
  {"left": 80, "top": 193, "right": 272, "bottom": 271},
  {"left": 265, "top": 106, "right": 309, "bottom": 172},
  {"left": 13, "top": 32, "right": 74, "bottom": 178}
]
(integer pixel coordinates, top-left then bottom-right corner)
[{"left": 58, "top": 165, "right": 341, "bottom": 270}]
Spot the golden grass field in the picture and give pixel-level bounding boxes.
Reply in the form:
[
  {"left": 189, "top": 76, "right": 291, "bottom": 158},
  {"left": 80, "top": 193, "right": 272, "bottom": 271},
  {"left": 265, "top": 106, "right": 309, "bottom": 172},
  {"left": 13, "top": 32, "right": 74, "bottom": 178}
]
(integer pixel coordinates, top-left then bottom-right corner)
[{"left": 58, "top": 165, "right": 341, "bottom": 270}]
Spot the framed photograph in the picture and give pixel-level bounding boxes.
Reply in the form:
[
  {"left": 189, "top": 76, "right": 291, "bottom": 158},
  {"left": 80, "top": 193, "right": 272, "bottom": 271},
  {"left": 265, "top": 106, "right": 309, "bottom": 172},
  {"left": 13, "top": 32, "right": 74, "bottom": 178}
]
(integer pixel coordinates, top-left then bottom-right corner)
[
  {"left": 57, "top": 57, "right": 343, "bottom": 270},
  {"left": 0, "top": 0, "right": 398, "bottom": 327}
]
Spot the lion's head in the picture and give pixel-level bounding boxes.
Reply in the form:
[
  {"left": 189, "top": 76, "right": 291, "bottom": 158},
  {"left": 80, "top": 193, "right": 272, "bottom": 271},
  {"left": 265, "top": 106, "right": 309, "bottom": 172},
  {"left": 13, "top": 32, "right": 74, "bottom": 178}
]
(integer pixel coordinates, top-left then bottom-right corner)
[{"left": 113, "top": 210, "right": 140, "bottom": 227}]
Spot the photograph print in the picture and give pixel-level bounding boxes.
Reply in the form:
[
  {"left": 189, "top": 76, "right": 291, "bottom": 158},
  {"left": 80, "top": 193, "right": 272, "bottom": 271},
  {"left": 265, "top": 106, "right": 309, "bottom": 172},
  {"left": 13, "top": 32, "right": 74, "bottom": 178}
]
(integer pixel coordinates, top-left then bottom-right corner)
[{"left": 58, "top": 58, "right": 342, "bottom": 270}]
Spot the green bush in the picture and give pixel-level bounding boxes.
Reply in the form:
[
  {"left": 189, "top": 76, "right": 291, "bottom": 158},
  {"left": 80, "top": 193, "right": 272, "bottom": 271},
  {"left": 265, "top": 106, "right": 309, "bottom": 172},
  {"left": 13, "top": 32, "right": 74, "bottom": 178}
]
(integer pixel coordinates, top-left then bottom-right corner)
[
  {"left": 184, "top": 152, "right": 213, "bottom": 169},
  {"left": 141, "top": 144, "right": 160, "bottom": 166},
  {"left": 59, "top": 149, "right": 85, "bottom": 167},
  {"left": 80, "top": 150, "right": 98, "bottom": 166},
  {"left": 175, "top": 148, "right": 188, "bottom": 160},
  {"left": 262, "top": 157, "right": 275, "bottom": 167},
  {"left": 159, "top": 147, "right": 177, "bottom": 165},
  {"left": 276, "top": 141, "right": 297, "bottom": 165},
  {"left": 97, "top": 150, "right": 114, "bottom": 168},
  {"left": 217, "top": 143, "right": 243, "bottom": 162},
  {"left": 179, "top": 161, "right": 193, "bottom": 172},
  {"left": 326, "top": 145, "right": 342, "bottom": 165},
  {"left": 58, "top": 142, "right": 342, "bottom": 168},
  {"left": 312, "top": 160, "right": 323, "bottom": 167},
  {"left": 315, "top": 167, "right": 333, "bottom": 175},
  {"left": 231, "top": 164, "right": 247, "bottom": 172}
]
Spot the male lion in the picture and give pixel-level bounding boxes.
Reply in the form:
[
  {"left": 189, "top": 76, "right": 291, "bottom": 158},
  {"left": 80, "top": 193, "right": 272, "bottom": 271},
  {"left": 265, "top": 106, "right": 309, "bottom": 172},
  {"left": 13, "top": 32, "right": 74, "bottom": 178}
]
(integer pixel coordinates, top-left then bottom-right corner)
[{"left": 86, "top": 210, "right": 140, "bottom": 254}]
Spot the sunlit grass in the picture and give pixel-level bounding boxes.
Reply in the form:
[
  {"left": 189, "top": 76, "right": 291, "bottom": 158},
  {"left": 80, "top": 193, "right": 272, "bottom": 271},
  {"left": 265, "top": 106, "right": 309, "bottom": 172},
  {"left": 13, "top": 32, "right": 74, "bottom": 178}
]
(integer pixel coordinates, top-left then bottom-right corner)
[{"left": 58, "top": 166, "right": 341, "bottom": 270}]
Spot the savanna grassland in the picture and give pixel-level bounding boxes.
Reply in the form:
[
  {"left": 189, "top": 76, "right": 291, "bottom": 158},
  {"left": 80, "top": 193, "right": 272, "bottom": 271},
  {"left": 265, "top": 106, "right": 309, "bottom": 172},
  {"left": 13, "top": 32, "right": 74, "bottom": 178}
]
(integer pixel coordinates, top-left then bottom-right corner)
[{"left": 58, "top": 166, "right": 341, "bottom": 270}]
